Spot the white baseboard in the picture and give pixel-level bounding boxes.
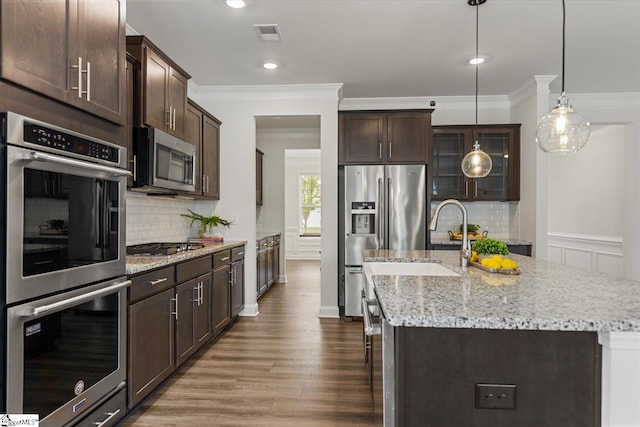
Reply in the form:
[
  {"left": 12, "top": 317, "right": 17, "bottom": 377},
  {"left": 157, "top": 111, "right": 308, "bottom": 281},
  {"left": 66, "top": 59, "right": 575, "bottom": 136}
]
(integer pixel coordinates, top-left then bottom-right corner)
[
  {"left": 238, "top": 303, "right": 259, "bottom": 317},
  {"left": 318, "top": 305, "right": 340, "bottom": 318},
  {"left": 274, "top": 274, "right": 287, "bottom": 284}
]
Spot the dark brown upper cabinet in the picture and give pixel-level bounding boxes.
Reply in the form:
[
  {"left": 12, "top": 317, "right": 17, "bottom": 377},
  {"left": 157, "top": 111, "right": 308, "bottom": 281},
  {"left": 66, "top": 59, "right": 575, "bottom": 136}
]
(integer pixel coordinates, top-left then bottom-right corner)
[
  {"left": 256, "top": 149, "right": 264, "bottom": 205},
  {"left": 126, "top": 35, "right": 190, "bottom": 140},
  {"left": 185, "top": 99, "right": 221, "bottom": 200},
  {"left": 0, "top": 0, "right": 126, "bottom": 125},
  {"left": 431, "top": 124, "right": 521, "bottom": 202},
  {"left": 339, "top": 110, "right": 432, "bottom": 165}
]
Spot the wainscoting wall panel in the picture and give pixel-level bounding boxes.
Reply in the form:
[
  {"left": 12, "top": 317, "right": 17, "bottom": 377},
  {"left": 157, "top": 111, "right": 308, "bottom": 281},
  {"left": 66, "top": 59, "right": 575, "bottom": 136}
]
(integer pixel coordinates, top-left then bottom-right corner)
[{"left": 547, "top": 232, "right": 624, "bottom": 278}]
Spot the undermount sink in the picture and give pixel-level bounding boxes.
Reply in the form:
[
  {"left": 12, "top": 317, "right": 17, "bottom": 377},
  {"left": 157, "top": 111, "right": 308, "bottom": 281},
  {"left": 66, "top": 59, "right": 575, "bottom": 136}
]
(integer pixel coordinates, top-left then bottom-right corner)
[{"left": 364, "top": 262, "right": 460, "bottom": 277}]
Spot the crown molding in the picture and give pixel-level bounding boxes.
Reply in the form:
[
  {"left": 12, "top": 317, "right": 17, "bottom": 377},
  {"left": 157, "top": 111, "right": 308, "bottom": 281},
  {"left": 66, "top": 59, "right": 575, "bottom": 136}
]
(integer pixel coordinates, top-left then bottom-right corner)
[
  {"left": 340, "top": 95, "right": 510, "bottom": 112},
  {"left": 509, "top": 75, "right": 557, "bottom": 108},
  {"left": 553, "top": 92, "right": 640, "bottom": 110},
  {"left": 190, "top": 83, "right": 343, "bottom": 102}
]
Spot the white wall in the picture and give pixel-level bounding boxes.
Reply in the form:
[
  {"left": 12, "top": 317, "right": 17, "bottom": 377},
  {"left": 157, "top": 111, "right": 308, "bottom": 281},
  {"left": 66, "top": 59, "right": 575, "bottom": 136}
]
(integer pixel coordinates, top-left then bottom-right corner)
[
  {"left": 256, "top": 127, "right": 320, "bottom": 233},
  {"left": 284, "top": 150, "right": 322, "bottom": 259},
  {"left": 190, "top": 84, "right": 342, "bottom": 318}
]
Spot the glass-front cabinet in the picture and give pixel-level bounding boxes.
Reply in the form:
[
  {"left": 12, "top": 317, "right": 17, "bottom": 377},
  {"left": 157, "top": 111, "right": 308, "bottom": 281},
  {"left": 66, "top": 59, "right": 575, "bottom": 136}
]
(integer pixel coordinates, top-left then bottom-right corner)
[{"left": 431, "top": 125, "right": 520, "bottom": 201}]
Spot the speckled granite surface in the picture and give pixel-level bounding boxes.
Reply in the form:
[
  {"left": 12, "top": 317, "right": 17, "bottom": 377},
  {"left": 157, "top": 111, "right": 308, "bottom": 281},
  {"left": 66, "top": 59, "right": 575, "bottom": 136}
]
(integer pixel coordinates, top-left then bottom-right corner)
[
  {"left": 363, "top": 250, "right": 640, "bottom": 332},
  {"left": 256, "top": 231, "right": 280, "bottom": 240},
  {"left": 126, "top": 241, "right": 246, "bottom": 275},
  {"left": 430, "top": 239, "right": 532, "bottom": 246}
]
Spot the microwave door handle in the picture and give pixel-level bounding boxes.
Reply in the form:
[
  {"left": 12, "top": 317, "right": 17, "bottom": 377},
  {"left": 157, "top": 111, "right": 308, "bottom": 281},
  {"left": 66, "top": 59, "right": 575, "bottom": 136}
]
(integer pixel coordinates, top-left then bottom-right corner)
[
  {"left": 25, "top": 151, "right": 132, "bottom": 177},
  {"left": 18, "top": 280, "right": 132, "bottom": 319}
]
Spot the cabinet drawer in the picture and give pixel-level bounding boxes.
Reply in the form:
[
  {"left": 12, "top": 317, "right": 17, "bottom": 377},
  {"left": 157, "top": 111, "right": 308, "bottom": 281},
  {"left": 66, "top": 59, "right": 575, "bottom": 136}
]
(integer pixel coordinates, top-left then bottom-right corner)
[
  {"left": 176, "top": 255, "right": 212, "bottom": 283},
  {"left": 213, "top": 250, "right": 231, "bottom": 270},
  {"left": 129, "top": 266, "right": 175, "bottom": 302},
  {"left": 232, "top": 246, "right": 245, "bottom": 262}
]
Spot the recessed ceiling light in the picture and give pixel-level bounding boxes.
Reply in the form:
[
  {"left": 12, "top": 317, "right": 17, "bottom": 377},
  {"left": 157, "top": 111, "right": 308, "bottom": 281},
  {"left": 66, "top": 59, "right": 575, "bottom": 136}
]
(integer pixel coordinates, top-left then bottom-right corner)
[
  {"left": 226, "top": 0, "right": 246, "bottom": 8},
  {"left": 263, "top": 61, "right": 278, "bottom": 70},
  {"left": 469, "top": 56, "right": 485, "bottom": 65}
]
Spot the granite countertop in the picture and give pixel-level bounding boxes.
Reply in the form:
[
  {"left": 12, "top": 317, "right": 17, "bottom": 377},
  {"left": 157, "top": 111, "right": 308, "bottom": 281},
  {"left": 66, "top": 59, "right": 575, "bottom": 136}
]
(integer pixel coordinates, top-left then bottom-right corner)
[
  {"left": 126, "top": 240, "right": 246, "bottom": 275},
  {"left": 256, "top": 231, "right": 280, "bottom": 240},
  {"left": 363, "top": 249, "right": 640, "bottom": 332}
]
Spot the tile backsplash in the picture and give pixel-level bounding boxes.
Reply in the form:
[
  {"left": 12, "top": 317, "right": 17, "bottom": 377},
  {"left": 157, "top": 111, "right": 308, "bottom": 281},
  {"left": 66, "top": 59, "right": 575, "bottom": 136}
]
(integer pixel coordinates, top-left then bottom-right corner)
[
  {"left": 429, "top": 201, "right": 520, "bottom": 241},
  {"left": 126, "top": 192, "right": 217, "bottom": 245}
]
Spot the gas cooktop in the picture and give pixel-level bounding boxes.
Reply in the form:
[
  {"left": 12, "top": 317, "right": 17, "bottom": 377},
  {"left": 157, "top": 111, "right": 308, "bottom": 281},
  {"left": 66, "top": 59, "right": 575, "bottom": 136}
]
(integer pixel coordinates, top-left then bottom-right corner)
[{"left": 126, "top": 242, "right": 205, "bottom": 256}]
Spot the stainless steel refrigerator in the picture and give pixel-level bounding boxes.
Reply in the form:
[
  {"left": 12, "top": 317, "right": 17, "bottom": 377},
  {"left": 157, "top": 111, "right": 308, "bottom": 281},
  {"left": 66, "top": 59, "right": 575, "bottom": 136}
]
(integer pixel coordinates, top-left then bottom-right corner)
[{"left": 343, "top": 164, "right": 427, "bottom": 316}]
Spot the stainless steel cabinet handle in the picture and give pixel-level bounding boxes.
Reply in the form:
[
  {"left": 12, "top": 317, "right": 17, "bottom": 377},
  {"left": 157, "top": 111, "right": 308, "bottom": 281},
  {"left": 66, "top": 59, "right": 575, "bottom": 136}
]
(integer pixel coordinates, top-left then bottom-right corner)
[
  {"left": 92, "top": 409, "right": 121, "bottom": 427},
  {"left": 166, "top": 110, "right": 172, "bottom": 127},
  {"left": 26, "top": 151, "right": 132, "bottom": 177},
  {"left": 172, "top": 106, "right": 176, "bottom": 130},
  {"left": 20, "top": 280, "right": 131, "bottom": 318},
  {"left": 236, "top": 251, "right": 244, "bottom": 256},
  {"left": 131, "top": 155, "right": 137, "bottom": 181},
  {"left": 465, "top": 180, "right": 469, "bottom": 197},
  {"left": 378, "top": 142, "right": 382, "bottom": 159},
  {"left": 206, "top": 175, "right": 210, "bottom": 193},
  {"left": 389, "top": 141, "right": 392, "bottom": 159},
  {"left": 220, "top": 256, "right": 230, "bottom": 261},
  {"left": 33, "top": 260, "right": 54, "bottom": 265},
  {"left": 171, "top": 294, "right": 178, "bottom": 320},
  {"left": 474, "top": 180, "right": 478, "bottom": 198},
  {"left": 71, "top": 57, "right": 87, "bottom": 99},
  {"left": 148, "top": 277, "right": 168, "bottom": 286},
  {"left": 362, "top": 298, "right": 382, "bottom": 336},
  {"left": 86, "top": 61, "right": 91, "bottom": 101}
]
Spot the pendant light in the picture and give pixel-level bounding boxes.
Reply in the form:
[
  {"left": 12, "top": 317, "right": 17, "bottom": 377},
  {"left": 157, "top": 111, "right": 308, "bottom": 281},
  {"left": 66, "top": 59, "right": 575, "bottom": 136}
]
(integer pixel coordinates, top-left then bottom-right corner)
[
  {"left": 535, "top": 0, "right": 590, "bottom": 153},
  {"left": 461, "top": 0, "right": 492, "bottom": 179}
]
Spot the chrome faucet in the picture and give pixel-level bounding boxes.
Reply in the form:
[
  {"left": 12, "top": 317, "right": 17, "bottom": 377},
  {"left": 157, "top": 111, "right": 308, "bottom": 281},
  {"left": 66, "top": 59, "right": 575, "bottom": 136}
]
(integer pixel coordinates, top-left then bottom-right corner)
[{"left": 428, "top": 199, "right": 471, "bottom": 267}]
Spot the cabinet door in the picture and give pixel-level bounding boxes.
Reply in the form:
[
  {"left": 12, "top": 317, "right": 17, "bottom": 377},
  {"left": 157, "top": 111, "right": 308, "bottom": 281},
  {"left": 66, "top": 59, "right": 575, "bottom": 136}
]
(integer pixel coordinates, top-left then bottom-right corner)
[
  {"left": 128, "top": 288, "right": 175, "bottom": 408},
  {"left": 196, "top": 274, "right": 212, "bottom": 346},
  {"left": 0, "top": 0, "right": 69, "bottom": 102},
  {"left": 212, "top": 265, "right": 231, "bottom": 335},
  {"left": 168, "top": 68, "right": 188, "bottom": 139},
  {"left": 266, "top": 246, "right": 274, "bottom": 286},
  {"left": 343, "top": 114, "right": 385, "bottom": 164},
  {"left": 256, "top": 150, "right": 263, "bottom": 205},
  {"left": 175, "top": 280, "right": 196, "bottom": 367},
  {"left": 185, "top": 102, "right": 203, "bottom": 194},
  {"left": 473, "top": 127, "right": 519, "bottom": 201},
  {"left": 231, "top": 259, "right": 244, "bottom": 317},
  {"left": 143, "top": 49, "right": 170, "bottom": 131},
  {"left": 431, "top": 128, "right": 471, "bottom": 200},
  {"left": 273, "top": 243, "right": 280, "bottom": 283},
  {"left": 386, "top": 112, "right": 429, "bottom": 163},
  {"left": 202, "top": 115, "right": 220, "bottom": 199},
  {"left": 76, "top": 0, "right": 125, "bottom": 124}
]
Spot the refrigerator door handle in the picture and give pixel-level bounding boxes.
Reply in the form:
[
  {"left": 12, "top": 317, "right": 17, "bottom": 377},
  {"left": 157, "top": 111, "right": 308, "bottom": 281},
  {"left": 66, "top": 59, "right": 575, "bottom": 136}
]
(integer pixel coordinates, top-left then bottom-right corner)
[
  {"left": 377, "top": 177, "right": 384, "bottom": 249},
  {"left": 387, "top": 177, "right": 393, "bottom": 248}
]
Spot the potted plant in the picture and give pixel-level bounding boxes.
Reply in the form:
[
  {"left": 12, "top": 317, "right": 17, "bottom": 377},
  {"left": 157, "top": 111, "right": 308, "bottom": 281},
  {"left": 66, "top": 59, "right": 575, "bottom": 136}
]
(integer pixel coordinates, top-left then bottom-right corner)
[{"left": 181, "top": 209, "right": 232, "bottom": 238}]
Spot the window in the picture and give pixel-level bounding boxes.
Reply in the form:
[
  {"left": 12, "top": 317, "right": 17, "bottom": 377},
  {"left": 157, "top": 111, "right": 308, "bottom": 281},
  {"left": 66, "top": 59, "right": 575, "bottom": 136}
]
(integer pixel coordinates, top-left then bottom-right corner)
[{"left": 299, "top": 174, "right": 321, "bottom": 236}]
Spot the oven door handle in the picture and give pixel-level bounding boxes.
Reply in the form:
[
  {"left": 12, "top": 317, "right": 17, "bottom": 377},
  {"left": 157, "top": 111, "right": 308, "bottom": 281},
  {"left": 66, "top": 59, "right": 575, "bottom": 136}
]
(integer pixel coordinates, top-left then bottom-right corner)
[
  {"left": 19, "top": 280, "right": 132, "bottom": 319},
  {"left": 25, "top": 151, "right": 132, "bottom": 177},
  {"left": 362, "top": 297, "right": 382, "bottom": 336}
]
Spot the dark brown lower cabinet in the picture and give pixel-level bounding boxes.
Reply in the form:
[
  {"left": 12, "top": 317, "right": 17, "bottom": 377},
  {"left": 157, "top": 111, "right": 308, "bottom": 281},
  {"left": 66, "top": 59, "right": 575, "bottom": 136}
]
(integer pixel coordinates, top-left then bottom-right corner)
[
  {"left": 212, "top": 251, "right": 231, "bottom": 335},
  {"left": 231, "top": 247, "right": 245, "bottom": 317},
  {"left": 175, "top": 273, "right": 211, "bottom": 367},
  {"left": 272, "top": 238, "right": 280, "bottom": 284},
  {"left": 393, "top": 327, "right": 601, "bottom": 427},
  {"left": 128, "top": 287, "right": 175, "bottom": 408},
  {"left": 257, "top": 242, "right": 268, "bottom": 298},
  {"left": 266, "top": 238, "right": 274, "bottom": 286}
]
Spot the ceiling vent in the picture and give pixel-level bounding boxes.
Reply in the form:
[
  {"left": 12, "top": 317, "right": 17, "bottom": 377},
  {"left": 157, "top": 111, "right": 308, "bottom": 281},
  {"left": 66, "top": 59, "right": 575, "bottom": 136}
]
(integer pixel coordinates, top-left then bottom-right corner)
[{"left": 253, "top": 24, "right": 282, "bottom": 42}]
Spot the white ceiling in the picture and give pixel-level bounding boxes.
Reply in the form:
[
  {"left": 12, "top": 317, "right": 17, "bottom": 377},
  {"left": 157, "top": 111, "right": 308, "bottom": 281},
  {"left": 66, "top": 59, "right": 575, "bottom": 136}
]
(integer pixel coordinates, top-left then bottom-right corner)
[{"left": 126, "top": 0, "right": 640, "bottom": 99}]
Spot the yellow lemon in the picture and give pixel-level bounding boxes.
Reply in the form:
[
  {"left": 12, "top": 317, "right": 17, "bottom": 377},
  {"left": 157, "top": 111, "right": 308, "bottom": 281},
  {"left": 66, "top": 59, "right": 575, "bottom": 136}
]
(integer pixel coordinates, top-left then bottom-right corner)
[
  {"left": 491, "top": 255, "right": 503, "bottom": 261},
  {"left": 501, "top": 258, "right": 519, "bottom": 269},
  {"left": 470, "top": 251, "right": 479, "bottom": 263}
]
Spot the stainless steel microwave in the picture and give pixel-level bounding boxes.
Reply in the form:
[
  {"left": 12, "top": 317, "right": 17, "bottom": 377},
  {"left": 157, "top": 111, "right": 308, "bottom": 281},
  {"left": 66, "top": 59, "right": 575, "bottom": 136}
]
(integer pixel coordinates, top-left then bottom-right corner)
[{"left": 132, "top": 127, "right": 196, "bottom": 193}]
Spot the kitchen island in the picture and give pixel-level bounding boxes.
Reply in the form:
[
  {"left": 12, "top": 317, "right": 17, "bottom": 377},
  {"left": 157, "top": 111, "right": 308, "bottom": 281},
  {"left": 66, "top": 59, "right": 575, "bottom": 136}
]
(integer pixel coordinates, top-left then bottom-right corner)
[{"left": 363, "top": 250, "right": 640, "bottom": 427}]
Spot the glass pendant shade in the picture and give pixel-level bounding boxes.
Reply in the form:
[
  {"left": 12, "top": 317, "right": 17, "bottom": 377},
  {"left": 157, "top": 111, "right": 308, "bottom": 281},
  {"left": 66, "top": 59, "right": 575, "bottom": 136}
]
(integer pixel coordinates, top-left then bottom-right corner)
[
  {"left": 461, "top": 141, "right": 492, "bottom": 178},
  {"left": 536, "top": 95, "right": 590, "bottom": 154}
]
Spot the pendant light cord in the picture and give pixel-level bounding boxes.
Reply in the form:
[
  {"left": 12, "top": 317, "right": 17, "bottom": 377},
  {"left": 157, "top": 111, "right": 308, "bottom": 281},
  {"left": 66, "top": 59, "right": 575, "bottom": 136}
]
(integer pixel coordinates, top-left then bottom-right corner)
[
  {"left": 475, "top": 1, "right": 479, "bottom": 131},
  {"left": 561, "top": 0, "right": 566, "bottom": 94}
]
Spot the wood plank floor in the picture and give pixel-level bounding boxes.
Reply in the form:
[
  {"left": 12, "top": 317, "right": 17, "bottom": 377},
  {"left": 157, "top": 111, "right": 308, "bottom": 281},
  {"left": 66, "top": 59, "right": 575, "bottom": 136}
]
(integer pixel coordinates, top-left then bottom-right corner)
[{"left": 121, "top": 260, "right": 382, "bottom": 426}]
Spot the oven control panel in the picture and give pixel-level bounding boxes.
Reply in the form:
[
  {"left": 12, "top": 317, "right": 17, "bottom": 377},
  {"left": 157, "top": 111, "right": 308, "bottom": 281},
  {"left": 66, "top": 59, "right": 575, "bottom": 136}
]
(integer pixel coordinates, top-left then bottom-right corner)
[{"left": 24, "top": 123, "right": 119, "bottom": 163}]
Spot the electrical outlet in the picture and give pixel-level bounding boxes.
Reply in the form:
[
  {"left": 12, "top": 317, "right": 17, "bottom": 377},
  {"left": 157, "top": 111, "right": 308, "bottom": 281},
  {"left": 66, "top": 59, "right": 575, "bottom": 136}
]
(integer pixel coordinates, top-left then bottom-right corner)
[{"left": 475, "top": 384, "right": 516, "bottom": 409}]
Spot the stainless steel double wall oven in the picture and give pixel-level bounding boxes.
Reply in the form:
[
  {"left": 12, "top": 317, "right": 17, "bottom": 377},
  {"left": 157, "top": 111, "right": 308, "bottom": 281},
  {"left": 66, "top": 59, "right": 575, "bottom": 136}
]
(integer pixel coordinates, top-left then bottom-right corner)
[{"left": 1, "top": 112, "right": 130, "bottom": 427}]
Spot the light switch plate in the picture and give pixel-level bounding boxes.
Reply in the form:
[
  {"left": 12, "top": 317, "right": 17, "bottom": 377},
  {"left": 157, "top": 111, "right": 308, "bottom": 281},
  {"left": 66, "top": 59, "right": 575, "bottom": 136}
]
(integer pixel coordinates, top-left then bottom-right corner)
[{"left": 475, "top": 383, "right": 516, "bottom": 409}]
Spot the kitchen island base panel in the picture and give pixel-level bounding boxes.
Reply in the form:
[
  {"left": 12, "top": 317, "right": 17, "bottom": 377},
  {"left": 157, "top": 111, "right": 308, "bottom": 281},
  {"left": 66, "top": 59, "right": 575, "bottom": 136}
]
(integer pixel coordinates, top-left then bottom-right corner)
[{"left": 393, "top": 327, "right": 601, "bottom": 427}]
